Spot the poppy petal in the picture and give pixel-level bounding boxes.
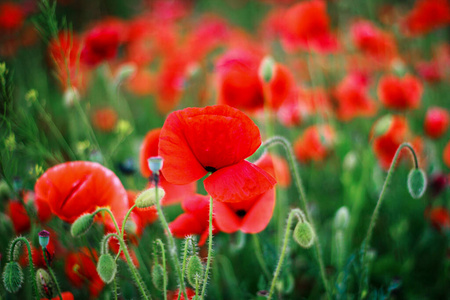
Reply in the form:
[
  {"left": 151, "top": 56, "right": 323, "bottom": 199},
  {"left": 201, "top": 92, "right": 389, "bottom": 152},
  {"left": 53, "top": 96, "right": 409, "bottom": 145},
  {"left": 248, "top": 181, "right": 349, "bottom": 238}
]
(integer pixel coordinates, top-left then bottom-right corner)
[
  {"left": 169, "top": 213, "right": 205, "bottom": 237},
  {"left": 241, "top": 188, "right": 276, "bottom": 233},
  {"left": 213, "top": 200, "right": 241, "bottom": 233}
]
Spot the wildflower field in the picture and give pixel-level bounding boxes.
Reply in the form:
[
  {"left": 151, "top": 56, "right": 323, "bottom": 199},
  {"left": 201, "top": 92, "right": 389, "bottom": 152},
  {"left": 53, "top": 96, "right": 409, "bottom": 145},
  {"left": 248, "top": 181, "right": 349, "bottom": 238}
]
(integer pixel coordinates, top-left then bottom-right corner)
[{"left": 0, "top": 0, "right": 449, "bottom": 299}]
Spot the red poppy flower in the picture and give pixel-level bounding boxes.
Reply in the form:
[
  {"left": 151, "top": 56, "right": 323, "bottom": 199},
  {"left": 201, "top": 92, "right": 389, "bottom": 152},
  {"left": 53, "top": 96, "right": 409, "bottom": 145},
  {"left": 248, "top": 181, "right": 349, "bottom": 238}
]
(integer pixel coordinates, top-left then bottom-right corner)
[
  {"left": 0, "top": 2, "right": 24, "bottom": 32},
  {"left": 426, "top": 206, "right": 450, "bottom": 232},
  {"left": 280, "top": 0, "right": 338, "bottom": 53},
  {"left": 350, "top": 20, "right": 397, "bottom": 61},
  {"left": 216, "top": 49, "right": 264, "bottom": 111},
  {"left": 213, "top": 156, "right": 278, "bottom": 234},
  {"left": 92, "top": 107, "right": 118, "bottom": 132},
  {"left": 334, "top": 72, "right": 377, "bottom": 121},
  {"left": 402, "top": 0, "right": 450, "bottom": 36},
  {"left": 444, "top": 141, "right": 450, "bottom": 168},
  {"left": 81, "top": 25, "right": 120, "bottom": 66},
  {"left": 169, "top": 194, "right": 219, "bottom": 246},
  {"left": 377, "top": 74, "right": 423, "bottom": 110},
  {"left": 424, "top": 107, "right": 449, "bottom": 139},
  {"left": 254, "top": 153, "right": 291, "bottom": 188},
  {"left": 294, "top": 125, "right": 336, "bottom": 163},
  {"left": 127, "top": 68, "right": 156, "bottom": 96},
  {"left": 140, "top": 128, "right": 197, "bottom": 205},
  {"left": 65, "top": 248, "right": 104, "bottom": 298},
  {"left": 263, "top": 64, "right": 295, "bottom": 110},
  {"left": 416, "top": 60, "right": 443, "bottom": 83},
  {"left": 34, "top": 161, "right": 129, "bottom": 224},
  {"left": 372, "top": 116, "right": 423, "bottom": 170},
  {"left": 170, "top": 288, "right": 196, "bottom": 300},
  {"left": 159, "top": 105, "right": 276, "bottom": 203},
  {"left": 42, "top": 292, "right": 74, "bottom": 300}
]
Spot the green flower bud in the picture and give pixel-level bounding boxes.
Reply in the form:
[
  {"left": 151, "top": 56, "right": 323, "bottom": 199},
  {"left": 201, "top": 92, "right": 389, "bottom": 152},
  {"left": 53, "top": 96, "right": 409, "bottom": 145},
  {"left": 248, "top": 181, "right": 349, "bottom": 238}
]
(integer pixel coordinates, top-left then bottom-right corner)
[
  {"left": 36, "top": 268, "right": 54, "bottom": 299},
  {"left": 258, "top": 56, "right": 276, "bottom": 83},
  {"left": 3, "top": 261, "right": 23, "bottom": 293},
  {"left": 70, "top": 213, "right": 95, "bottom": 237},
  {"left": 151, "top": 263, "right": 165, "bottom": 291},
  {"left": 373, "top": 115, "right": 393, "bottom": 138},
  {"left": 186, "top": 255, "right": 204, "bottom": 287},
  {"left": 293, "top": 221, "right": 315, "bottom": 249},
  {"left": 333, "top": 207, "right": 350, "bottom": 230},
  {"left": 407, "top": 169, "right": 427, "bottom": 199},
  {"left": 97, "top": 254, "right": 117, "bottom": 284},
  {"left": 135, "top": 187, "right": 165, "bottom": 209}
]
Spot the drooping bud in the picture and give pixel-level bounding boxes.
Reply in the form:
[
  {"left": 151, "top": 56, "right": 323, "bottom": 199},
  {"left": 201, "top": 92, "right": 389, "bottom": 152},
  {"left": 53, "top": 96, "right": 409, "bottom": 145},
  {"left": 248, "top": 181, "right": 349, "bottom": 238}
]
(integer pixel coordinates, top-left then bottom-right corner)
[
  {"left": 36, "top": 268, "right": 54, "bottom": 299},
  {"left": 293, "top": 221, "right": 315, "bottom": 249},
  {"left": 135, "top": 187, "right": 165, "bottom": 209},
  {"left": 70, "top": 213, "right": 95, "bottom": 237},
  {"left": 97, "top": 254, "right": 117, "bottom": 284},
  {"left": 258, "top": 56, "right": 276, "bottom": 83},
  {"left": 38, "top": 230, "right": 50, "bottom": 249},
  {"left": 407, "top": 169, "right": 427, "bottom": 199},
  {"left": 186, "top": 255, "right": 204, "bottom": 287},
  {"left": 151, "top": 263, "right": 165, "bottom": 291},
  {"left": 2, "top": 261, "right": 24, "bottom": 293},
  {"left": 333, "top": 207, "right": 350, "bottom": 230},
  {"left": 148, "top": 156, "right": 164, "bottom": 174}
]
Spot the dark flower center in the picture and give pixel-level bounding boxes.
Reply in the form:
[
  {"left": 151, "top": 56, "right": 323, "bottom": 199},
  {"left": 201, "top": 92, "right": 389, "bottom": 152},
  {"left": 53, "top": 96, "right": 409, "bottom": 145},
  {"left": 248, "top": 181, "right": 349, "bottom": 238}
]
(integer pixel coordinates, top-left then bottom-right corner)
[
  {"left": 236, "top": 210, "right": 247, "bottom": 217},
  {"left": 205, "top": 166, "right": 217, "bottom": 173}
]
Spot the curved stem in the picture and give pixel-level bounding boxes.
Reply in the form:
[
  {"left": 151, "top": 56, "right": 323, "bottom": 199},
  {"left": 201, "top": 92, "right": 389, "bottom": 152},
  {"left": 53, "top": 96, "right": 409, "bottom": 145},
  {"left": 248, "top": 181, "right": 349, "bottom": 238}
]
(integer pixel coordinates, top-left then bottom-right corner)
[
  {"left": 9, "top": 237, "right": 38, "bottom": 300},
  {"left": 154, "top": 185, "right": 188, "bottom": 300},
  {"left": 93, "top": 207, "right": 122, "bottom": 259},
  {"left": 156, "top": 239, "right": 168, "bottom": 300},
  {"left": 268, "top": 209, "right": 303, "bottom": 300},
  {"left": 263, "top": 136, "right": 331, "bottom": 300},
  {"left": 42, "top": 248, "right": 62, "bottom": 300},
  {"left": 200, "top": 196, "right": 214, "bottom": 300},
  {"left": 121, "top": 204, "right": 137, "bottom": 241},
  {"left": 360, "top": 143, "right": 419, "bottom": 293}
]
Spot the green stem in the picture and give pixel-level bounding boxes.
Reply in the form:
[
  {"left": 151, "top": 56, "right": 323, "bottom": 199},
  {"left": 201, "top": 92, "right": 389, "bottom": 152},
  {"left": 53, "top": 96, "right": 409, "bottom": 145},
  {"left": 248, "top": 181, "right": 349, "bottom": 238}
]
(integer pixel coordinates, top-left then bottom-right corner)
[
  {"left": 360, "top": 143, "right": 419, "bottom": 294},
  {"left": 113, "top": 277, "right": 118, "bottom": 300},
  {"left": 200, "top": 196, "right": 214, "bottom": 300},
  {"left": 262, "top": 136, "right": 331, "bottom": 300},
  {"left": 252, "top": 235, "right": 271, "bottom": 280},
  {"left": 154, "top": 185, "right": 188, "bottom": 300},
  {"left": 268, "top": 209, "right": 303, "bottom": 300},
  {"left": 42, "top": 248, "right": 62, "bottom": 300},
  {"left": 156, "top": 239, "right": 168, "bottom": 300},
  {"left": 9, "top": 237, "right": 38, "bottom": 300},
  {"left": 120, "top": 204, "right": 137, "bottom": 241}
]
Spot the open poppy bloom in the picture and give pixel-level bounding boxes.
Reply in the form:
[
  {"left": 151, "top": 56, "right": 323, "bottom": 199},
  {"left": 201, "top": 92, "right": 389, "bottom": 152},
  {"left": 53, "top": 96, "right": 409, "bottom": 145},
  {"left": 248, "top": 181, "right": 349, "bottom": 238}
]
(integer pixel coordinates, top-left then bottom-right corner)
[
  {"left": 402, "top": 0, "right": 450, "bottom": 36},
  {"left": 140, "top": 128, "right": 197, "bottom": 205},
  {"left": 34, "top": 161, "right": 129, "bottom": 224},
  {"left": 333, "top": 72, "right": 377, "bottom": 121},
  {"left": 159, "top": 105, "right": 276, "bottom": 203},
  {"left": 213, "top": 156, "right": 277, "bottom": 234},
  {"left": 263, "top": 63, "right": 295, "bottom": 110},
  {"left": 65, "top": 248, "right": 104, "bottom": 298},
  {"left": 169, "top": 194, "right": 219, "bottom": 246},
  {"left": 81, "top": 24, "right": 120, "bottom": 66},
  {"left": 42, "top": 292, "right": 74, "bottom": 300},
  {"left": 424, "top": 107, "right": 449, "bottom": 139},
  {"left": 0, "top": 2, "right": 24, "bottom": 32},
  {"left": 377, "top": 74, "right": 423, "bottom": 110},
  {"left": 91, "top": 107, "right": 118, "bottom": 132},
  {"left": 170, "top": 288, "right": 196, "bottom": 300},
  {"left": 294, "top": 125, "right": 336, "bottom": 163},
  {"left": 425, "top": 206, "right": 450, "bottom": 232}
]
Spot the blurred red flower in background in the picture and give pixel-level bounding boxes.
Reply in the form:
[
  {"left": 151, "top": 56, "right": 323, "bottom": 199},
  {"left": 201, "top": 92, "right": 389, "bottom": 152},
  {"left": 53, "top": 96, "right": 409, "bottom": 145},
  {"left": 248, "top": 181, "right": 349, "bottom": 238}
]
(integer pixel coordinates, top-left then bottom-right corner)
[
  {"left": 294, "top": 125, "right": 336, "bottom": 163},
  {"left": 426, "top": 206, "right": 450, "bottom": 232},
  {"left": 81, "top": 25, "right": 120, "bottom": 66},
  {"left": 34, "top": 161, "right": 129, "bottom": 224},
  {"left": 377, "top": 74, "right": 423, "bottom": 110},
  {"left": 91, "top": 107, "right": 118, "bottom": 132},
  {"left": 402, "top": 0, "right": 450, "bottom": 36},
  {"left": 444, "top": 141, "right": 450, "bottom": 168},
  {"left": 0, "top": 2, "right": 24, "bottom": 32},
  {"left": 424, "top": 107, "right": 449, "bottom": 139},
  {"left": 159, "top": 105, "right": 276, "bottom": 203}
]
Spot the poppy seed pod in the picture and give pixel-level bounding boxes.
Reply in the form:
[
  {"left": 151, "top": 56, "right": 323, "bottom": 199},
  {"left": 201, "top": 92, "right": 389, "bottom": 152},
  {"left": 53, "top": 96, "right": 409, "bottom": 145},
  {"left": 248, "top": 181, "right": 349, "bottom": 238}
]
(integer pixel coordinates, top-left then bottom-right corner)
[
  {"left": 135, "top": 187, "right": 165, "bottom": 209},
  {"left": 333, "top": 207, "right": 350, "bottom": 230},
  {"left": 186, "top": 255, "right": 204, "bottom": 287},
  {"left": 38, "top": 230, "right": 50, "bottom": 249},
  {"left": 70, "top": 213, "right": 95, "bottom": 237},
  {"left": 259, "top": 56, "right": 275, "bottom": 83},
  {"left": 151, "top": 263, "right": 165, "bottom": 291},
  {"left": 407, "top": 169, "right": 427, "bottom": 199},
  {"left": 36, "top": 268, "right": 54, "bottom": 299},
  {"left": 148, "top": 156, "right": 164, "bottom": 174},
  {"left": 293, "top": 221, "right": 315, "bottom": 249},
  {"left": 2, "top": 261, "right": 23, "bottom": 293},
  {"left": 97, "top": 254, "right": 117, "bottom": 284}
]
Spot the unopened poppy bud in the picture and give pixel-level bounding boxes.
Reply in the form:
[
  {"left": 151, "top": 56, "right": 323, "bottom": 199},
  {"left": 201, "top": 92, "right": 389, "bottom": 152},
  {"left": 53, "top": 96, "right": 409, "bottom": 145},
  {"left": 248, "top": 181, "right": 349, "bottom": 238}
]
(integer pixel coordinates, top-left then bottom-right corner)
[
  {"left": 148, "top": 156, "right": 164, "bottom": 174},
  {"left": 63, "top": 87, "right": 79, "bottom": 107},
  {"left": 186, "top": 255, "right": 204, "bottom": 287},
  {"left": 97, "top": 254, "right": 117, "bottom": 284},
  {"left": 407, "top": 169, "right": 427, "bottom": 199},
  {"left": 136, "top": 187, "right": 165, "bottom": 209},
  {"left": 259, "top": 56, "right": 276, "bottom": 83},
  {"left": 373, "top": 115, "right": 393, "bottom": 138},
  {"left": 38, "top": 230, "right": 50, "bottom": 249},
  {"left": 2, "top": 261, "right": 23, "bottom": 293},
  {"left": 293, "top": 221, "right": 315, "bottom": 249},
  {"left": 333, "top": 207, "right": 350, "bottom": 230},
  {"left": 151, "top": 263, "right": 165, "bottom": 291},
  {"left": 70, "top": 213, "right": 95, "bottom": 237},
  {"left": 36, "top": 268, "right": 54, "bottom": 298},
  {"left": 391, "top": 59, "right": 407, "bottom": 77},
  {"left": 115, "top": 63, "right": 136, "bottom": 86}
]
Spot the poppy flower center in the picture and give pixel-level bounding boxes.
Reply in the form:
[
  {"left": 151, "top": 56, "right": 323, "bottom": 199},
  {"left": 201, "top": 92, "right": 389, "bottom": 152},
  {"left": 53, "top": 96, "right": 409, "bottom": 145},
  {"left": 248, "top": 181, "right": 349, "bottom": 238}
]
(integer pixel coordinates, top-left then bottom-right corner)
[
  {"left": 205, "top": 166, "right": 217, "bottom": 173},
  {"left": 236, "top": 210, "right": 247, "bottom": 217}
]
